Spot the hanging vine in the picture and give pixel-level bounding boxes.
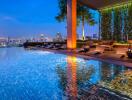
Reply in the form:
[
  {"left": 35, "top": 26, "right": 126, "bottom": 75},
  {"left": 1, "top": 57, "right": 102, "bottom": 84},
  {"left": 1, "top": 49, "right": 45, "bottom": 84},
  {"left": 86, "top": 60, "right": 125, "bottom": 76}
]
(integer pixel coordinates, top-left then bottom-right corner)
[
  {"left": 113, "top": 8, "right": 122, "bottom": 42},
  {"left": 101, "top": 10, "right": 112, "bottom": 40},
  {"left": 124, "top": 6, "right": 129, "bottom": 40},
  {"left": 128, "top": 4, "right": 132, "bottom": 39},
  {"left": 100, "top": 2, "right": 132, "bottom": 41},
  {"left": 124, "top": 4, "right": 132, "bottom": 40}
]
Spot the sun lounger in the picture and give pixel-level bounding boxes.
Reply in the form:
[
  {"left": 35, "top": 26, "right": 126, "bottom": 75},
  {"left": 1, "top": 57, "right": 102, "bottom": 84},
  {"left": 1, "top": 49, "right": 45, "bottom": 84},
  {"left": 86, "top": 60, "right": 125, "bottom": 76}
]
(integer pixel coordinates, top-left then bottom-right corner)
[
  {"left": 45, "top": 44, "right": 54, "bottom": 49},
  {"left": 78, "top": 48, "right": 89, "bottom": 53}
]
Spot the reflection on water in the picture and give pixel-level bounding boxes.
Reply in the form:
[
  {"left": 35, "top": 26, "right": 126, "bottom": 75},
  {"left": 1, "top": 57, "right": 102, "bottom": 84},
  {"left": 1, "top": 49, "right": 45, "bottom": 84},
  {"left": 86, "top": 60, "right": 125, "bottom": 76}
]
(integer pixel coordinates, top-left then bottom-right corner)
[
  {"left": 100, "top": 63, "right": 126, "bottom": 82},
  {"left": 100, "top": 70, "right": 132, "bottom": 98},
  {"left": 56, "top": 55, "right": 131, "bottom": 99},
  {"left": 66, "top": 56, "right": 77, "bottom": 99},
  {"left": 0, "top": 47, "right": 131, "bottom": 99},
  {"left": 56, "top": 56, "right": 96, "bottom": 99}
]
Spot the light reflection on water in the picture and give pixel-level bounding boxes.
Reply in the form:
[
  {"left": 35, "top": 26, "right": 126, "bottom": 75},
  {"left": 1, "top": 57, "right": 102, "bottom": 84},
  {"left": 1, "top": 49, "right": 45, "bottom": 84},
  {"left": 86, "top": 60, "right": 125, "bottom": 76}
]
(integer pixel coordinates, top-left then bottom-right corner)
[
  {"left": 66, "top": 56, "right": 77, "bottom": 99},
  {"left": 0, "top": 47, "right": 131, "bottom": 100}
]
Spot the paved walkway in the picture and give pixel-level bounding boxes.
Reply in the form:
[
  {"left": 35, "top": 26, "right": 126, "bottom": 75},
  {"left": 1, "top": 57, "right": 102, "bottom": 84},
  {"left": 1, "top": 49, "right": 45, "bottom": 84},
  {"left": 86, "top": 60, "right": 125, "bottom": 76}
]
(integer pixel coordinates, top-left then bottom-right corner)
[{"left": 37, "top": 48, "right": 132, "bottom": 68}]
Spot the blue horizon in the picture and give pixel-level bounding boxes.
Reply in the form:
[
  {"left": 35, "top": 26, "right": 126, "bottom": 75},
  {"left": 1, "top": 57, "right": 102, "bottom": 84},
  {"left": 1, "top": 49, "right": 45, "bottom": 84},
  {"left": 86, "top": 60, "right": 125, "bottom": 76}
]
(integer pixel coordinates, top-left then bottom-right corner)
[{"left": 0, "top": 0, "right": 99, "bottom": 38}]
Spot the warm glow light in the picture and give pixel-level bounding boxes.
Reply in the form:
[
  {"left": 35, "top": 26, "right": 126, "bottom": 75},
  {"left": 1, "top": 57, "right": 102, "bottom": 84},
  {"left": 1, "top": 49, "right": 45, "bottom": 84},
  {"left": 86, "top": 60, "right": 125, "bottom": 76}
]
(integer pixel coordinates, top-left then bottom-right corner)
[
  {"left": 100, "top": 1, "right": 132, "bottom": 11},
  {"left": 66, "top": 56, "right": 77, "bottom": 99}
]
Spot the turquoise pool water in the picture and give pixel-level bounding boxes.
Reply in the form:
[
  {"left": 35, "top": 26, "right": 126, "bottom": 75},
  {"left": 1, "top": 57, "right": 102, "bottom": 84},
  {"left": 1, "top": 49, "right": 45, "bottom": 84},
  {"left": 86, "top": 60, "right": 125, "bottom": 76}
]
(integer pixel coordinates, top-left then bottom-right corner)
[{"left": 0, "top": 47, "right": 131, "bottom": 100}]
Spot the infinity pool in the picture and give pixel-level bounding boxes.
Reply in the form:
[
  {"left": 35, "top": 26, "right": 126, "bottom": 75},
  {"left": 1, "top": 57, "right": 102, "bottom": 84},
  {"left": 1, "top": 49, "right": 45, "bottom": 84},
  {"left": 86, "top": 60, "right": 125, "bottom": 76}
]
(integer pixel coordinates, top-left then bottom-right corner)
[{"left": 0, "top": 47, "right": 131, "bottom": 100}]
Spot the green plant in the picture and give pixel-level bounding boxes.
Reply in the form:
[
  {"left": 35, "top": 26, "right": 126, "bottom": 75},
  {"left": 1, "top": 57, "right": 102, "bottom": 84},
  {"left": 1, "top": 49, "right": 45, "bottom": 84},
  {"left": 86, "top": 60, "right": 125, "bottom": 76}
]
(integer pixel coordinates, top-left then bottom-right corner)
[
  {"left": 101, "top": 10, "right": 112, "bottom": 40},
  {"left": 113, "top": 8, "right": 122, "bottom": 42},
  {"left": 100, "top": 2, "right": 132, "bottom": 41},
  {"left": 124, "top": 4, "right": 132, "bottom": 40},
  {"left": 128, "top": 4, "right": 132, "bottom": 39},
  {"left": 56, "top": 0, "right": 96, "bottom": 40}
]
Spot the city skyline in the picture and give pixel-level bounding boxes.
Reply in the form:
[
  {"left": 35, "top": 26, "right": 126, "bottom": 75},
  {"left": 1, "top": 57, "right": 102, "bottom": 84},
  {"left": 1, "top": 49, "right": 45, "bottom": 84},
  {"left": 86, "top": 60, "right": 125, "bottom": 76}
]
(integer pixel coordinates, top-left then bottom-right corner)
[{"left": 0, "top": 0, "right": 99, "bottom": 38}]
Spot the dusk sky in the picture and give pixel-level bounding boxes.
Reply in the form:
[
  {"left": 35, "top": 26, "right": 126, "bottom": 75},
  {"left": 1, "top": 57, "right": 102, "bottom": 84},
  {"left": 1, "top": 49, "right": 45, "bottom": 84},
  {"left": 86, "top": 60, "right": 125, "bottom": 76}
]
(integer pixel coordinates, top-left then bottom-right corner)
[{"left": 0, "top": 0, "right": 99, "bottom": 39}]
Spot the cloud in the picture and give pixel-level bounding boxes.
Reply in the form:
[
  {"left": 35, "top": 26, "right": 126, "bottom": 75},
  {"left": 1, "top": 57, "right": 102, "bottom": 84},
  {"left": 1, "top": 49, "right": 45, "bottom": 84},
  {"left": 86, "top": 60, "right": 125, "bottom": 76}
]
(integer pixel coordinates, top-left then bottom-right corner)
[
  {"left": 0, "top": 15, "right": 21, "bottom": 25},
  {"left": 0, "top": 15, "right": 18, "bottom": 22},
  {"left": 2, "top": 16, "right": 16, "bottom": 21}
]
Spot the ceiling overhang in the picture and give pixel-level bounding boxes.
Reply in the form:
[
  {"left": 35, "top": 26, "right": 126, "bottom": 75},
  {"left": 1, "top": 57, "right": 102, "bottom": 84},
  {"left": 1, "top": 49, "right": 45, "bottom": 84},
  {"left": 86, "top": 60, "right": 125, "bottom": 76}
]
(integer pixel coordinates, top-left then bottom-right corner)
[{"left": 78, "top": 0, "right": 130, "bottom": 10}]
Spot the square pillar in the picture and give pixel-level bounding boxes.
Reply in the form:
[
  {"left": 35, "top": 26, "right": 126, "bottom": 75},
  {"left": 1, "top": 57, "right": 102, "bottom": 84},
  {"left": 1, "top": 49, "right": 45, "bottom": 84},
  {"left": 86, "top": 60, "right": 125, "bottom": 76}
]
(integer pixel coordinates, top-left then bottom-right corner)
[{"left": 67, "top": 0, "right": 77, "bottom": 49}]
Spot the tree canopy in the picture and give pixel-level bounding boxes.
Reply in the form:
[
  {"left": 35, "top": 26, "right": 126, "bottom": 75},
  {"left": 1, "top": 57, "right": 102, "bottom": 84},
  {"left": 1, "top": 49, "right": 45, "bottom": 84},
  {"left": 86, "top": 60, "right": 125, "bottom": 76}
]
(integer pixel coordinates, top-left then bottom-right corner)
[{"left": 55, "top": 0, "right": 96, "bottom": 26}]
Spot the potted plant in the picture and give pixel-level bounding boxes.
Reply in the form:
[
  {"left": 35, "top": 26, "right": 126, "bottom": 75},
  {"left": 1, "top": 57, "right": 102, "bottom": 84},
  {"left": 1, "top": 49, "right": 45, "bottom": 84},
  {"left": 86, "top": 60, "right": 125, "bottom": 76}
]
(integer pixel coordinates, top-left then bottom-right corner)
[{"left": 127, "top": 44, "right": 132, "bottom": 59}]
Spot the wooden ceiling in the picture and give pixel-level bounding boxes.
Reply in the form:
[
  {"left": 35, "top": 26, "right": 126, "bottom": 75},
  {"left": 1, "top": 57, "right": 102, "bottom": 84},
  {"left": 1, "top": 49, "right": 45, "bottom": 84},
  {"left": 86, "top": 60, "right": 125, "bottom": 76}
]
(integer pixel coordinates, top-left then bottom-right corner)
[{"left": 78, "top": 0, "right": 130, "bottom": 10}]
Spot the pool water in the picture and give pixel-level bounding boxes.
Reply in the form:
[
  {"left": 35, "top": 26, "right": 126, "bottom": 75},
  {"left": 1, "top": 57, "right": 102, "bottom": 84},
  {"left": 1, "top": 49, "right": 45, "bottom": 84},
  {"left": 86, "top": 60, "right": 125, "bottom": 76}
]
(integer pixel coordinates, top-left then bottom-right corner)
[{"left": 0, "top": 47, "right": 131, "bottom": 100}]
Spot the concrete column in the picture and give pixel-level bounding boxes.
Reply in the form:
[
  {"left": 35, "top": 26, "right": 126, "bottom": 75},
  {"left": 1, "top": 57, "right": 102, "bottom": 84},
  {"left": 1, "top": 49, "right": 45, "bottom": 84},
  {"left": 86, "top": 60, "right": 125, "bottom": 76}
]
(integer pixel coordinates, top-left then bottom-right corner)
[{"left": 67, "top": 0, "right": 77, "bottom": 49}]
